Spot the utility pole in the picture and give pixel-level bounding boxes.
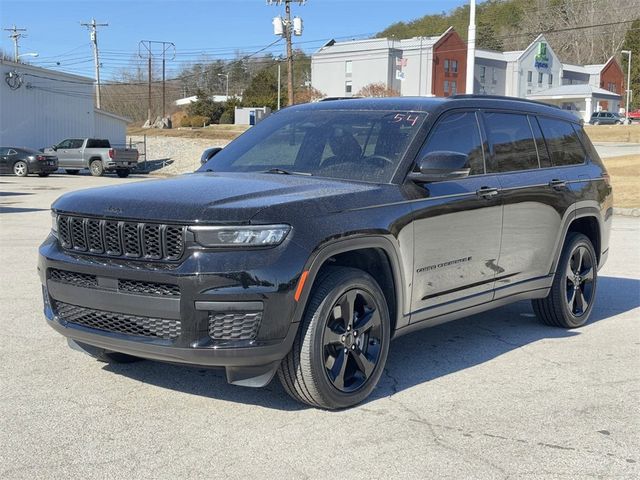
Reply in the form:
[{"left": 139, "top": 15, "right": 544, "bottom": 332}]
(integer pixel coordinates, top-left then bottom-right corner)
[
  {"left": 621, "top": 50, "right": 632, "bottom": 123},
  {"left": 81, "top": 19, "right": 108, "bottom": 109},
  {"left": 277, "top": 63, "right": 281, "bottom": 110},
  {"left": 466, "top": 0, "right": 476, "bottom": 94},
  {"left": 4, "top": 25, "right": 27, "bottom": 61},
  {"left": 139, "top": 40, "right": 175, "bottom": 124},
  {"left": 268, "top": 1, "right": 305, "bottom": 106}
]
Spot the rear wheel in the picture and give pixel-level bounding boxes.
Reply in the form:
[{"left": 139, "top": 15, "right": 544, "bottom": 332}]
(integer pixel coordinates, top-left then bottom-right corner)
[
  {"left": 533, "top": 233, "right": 597, "bottom": 328},
  {"left": 89, "top": 159, "right": 104, "bottom": 176},
  {"left": 65, "top": 169, "right": 79, "bottom": 175},
  {"left": 13, "top": 161, "right": 28, "bottom": 177},
  {"left": 278, "top": 267, "right": 390, "bottom": 409},
  {"left": 116, "top": 169, "right": 130, "bottom": 178}
]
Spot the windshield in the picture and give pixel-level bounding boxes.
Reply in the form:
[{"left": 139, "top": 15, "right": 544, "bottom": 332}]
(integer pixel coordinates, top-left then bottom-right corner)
[{"left": 199, "top": 108, "right": 427, "bottom": 183}]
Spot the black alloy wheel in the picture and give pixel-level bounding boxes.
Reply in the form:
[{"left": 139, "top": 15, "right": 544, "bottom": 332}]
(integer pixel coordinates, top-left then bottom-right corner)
[
  {"left": 533, "top": 233, "right": 598, "bottom": 328},
  {"left": 322, "top": 289, "right": 383, "bottom": 393},
  {"left": 565, "top": 244, "right": 595, "bottom": 317}
]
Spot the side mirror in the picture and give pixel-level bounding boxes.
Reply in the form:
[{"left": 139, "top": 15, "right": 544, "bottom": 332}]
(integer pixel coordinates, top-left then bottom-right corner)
[
  {"left": 200, "top": 147, "right": 223, "bottom": 165},
  {"left": 408, "top": 151, "right": 470, "bottom": 183},
  {"left": 51, "top": 145, "right": 58, "bottom": 151}
]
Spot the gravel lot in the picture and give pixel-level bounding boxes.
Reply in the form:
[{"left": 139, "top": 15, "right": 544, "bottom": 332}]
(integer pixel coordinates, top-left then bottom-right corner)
[{"left": 1, "top": 174, "right": 638, "bottom": 479}]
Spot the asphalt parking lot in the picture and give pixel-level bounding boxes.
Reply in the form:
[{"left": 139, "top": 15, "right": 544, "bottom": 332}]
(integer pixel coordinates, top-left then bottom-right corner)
[{"left": 1, "top": 172, "right": 638, "bottom": 479}]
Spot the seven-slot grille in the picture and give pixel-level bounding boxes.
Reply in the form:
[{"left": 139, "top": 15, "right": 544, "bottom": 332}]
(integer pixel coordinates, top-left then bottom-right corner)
[
  {"left": 57, "top": 215, "right": 186, "bottom": 261},
  {"left": 54, "top": 301, "right": 181, "bottom": 340}
]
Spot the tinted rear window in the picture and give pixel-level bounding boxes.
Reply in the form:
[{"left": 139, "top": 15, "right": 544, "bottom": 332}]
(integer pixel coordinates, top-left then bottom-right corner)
[
  {"left": 484, "top": 112, "right": 538, "bottom": 172},
  {"left": 86, "top": 139, "right": 110, "bottom": 148},
  {"left": 538, "top": 117, "right": 586, "bottom": 166}
]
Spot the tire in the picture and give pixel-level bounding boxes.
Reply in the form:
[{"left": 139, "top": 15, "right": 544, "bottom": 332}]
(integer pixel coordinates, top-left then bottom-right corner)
[
  {"left": 593, "top": 120, "right": 600, "bottom": 125},
  {"left": 13, "top": 161, "right": 28, "bottom": 177},
  {"left": 38, "top": 172, "right": 50, "bottom": 177},
  {"left": 75, "top": 341, "right": 142, "bottom": 364},
  {"left": 615, "top": 120, "right": 622, "bottom": 125},
  {"left": 89, "top": 159, "right": 104, "bottom": 176},
  {"left": 65, "top": 169, "right": 79, "bottom": 175},
  {"left": 532, "top": 233, "right": 598, "bottom": 328},
  {"left": 278, "top": 266, "right": 391, "bottom": 409},
  {"left": 116, "top": 169, "right": 130, "bottom": 178}
]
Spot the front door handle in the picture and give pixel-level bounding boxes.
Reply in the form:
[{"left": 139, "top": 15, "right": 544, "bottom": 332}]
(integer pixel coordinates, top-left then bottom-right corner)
[
  {"left": 549, "top": 179, "right": 567, "bottom": 190},
  {"left": 476, "top": 186, "right": 500, "bottom": 199}
]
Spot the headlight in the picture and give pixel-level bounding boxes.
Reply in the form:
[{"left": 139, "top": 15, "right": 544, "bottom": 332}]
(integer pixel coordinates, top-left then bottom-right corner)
[
  {"left": 190, "top": 225, "right": 290, "bottom": 247},
  {"left": 51, "top": 211, "right": 58, "bottom": 238}
]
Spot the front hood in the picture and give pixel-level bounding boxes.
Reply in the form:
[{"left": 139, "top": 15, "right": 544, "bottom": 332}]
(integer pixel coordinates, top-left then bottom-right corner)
[{"left": 52, "top": 172, "right": 383, "bottom": 223}]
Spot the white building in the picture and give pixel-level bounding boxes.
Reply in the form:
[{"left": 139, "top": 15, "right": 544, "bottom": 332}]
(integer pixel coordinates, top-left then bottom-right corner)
[
  {"left": 0, "top": 59, "right": 129, "bottom": 149},
  {"left": 474, "top": 35, "right": 622, "bottom": 122}
]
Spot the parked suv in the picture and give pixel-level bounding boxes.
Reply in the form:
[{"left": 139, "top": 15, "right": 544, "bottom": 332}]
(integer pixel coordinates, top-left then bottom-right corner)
[
  {"left": 39, "top": 96, "right": 612, "bottom": 409},
  {"left": 589, "top": 111, "right": 623, "bottom": 125}
]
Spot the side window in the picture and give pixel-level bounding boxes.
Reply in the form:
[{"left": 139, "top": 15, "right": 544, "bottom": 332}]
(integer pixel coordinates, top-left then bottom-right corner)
[
  {"left": 7, "top": 149, "right": 17, "bottom": 155},
  {"left": 419, "top": 111, "right": 485, "bottom": 176},
  {"left": 484, "top": 112, "right": 539, "bottom": 173},
  {"left": 0, "top": 148, "right": 7, "bottom": 156},
  {"left": 529, "top": 116, "right": 551, "bottom": 168},
  {"left": 70, "top": 139, "right": 84, "bottom": 149},
  {"left": 538, "top": 117, "right": 587, "bottom": 166},
  {"left": 57, "top": 139, "right": 71, "bottom": 149}
]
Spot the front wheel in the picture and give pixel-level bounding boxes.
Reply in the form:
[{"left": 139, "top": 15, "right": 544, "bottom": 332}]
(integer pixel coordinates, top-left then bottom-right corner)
[
  {"left": 13, "top": 161, "right": 28, "bottom": 177},
  {"left": 278, "top": 267, "right": 391, "bottom": 409},
  {"left": 89, "top": 160, "right": 104, "bottom": 176},
  {"left": 532, "top": 233, "right": 597, "bottom": 328}
]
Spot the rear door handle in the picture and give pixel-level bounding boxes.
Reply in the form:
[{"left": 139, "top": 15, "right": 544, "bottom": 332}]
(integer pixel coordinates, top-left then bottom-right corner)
[
  {"left": 549, "top": 179, "right": 567, "bottom": 190},
  {"left": 476, "top": 186, "right": 500, "bottom": 199}
]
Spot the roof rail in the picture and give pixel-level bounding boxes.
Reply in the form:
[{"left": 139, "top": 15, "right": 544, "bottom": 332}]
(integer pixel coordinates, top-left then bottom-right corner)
[{"left": 448, "top": 94, "right": 561, "bottom": 109}]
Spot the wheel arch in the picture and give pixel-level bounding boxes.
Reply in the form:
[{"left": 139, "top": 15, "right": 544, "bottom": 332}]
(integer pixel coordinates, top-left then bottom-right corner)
[
  {"left": 294, "top": 237, "right": 407, "bottom": 336},
  {"left": 551, "top": 207, "right": 603, "bottom": 274}
]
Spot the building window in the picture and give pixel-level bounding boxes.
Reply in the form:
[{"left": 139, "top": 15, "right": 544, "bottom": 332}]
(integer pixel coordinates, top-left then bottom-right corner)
[
  {"left": 451, "top": 60, "right": 458, "bottom": 73},
  {"left": 492, "top": 68, "right": 497, "bottom": 85},
  {"left": 548, "top": 73, "right": 553, "bottom": 85},
  {"left": 527, "top": 71, "right": 533, "bottom": 84},
  {"left": 444, "top": 59, "right": 449, "bottom": 72},
  {"left": 608, "top": 82, "right": 616, "bottom": 93},
  {"left": 345, "top": 61, "right": 352, "bottom": 76},
  {"left": 345, "top": 80, "right": 352, "bottom": 95},
  {"left": 538, "top": 72, "right": 544, "bottom": 85},
  {"left": 479, "top": 66, "right": 486, "bottom": 84},
  {"left": 444, "top": 80, "right": 449, "bottom": 94},
  {"left": 451, "top": 81, "right": 457, "bottom": 95}
]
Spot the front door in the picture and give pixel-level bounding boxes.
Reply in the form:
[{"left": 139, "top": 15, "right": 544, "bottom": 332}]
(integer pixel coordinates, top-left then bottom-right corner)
[{"left": 409, "top": 110, "right": 503, "bottom": 319}]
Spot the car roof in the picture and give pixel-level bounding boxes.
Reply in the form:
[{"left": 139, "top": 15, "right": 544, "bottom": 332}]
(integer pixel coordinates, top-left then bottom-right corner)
[{"left": 289, "top": 95, "right": 580, "bottom": 123}]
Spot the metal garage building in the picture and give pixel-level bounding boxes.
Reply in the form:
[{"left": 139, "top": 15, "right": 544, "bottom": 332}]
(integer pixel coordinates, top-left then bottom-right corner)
[{"left": 0, "top": 59, "right": 129, "bottom": 150}]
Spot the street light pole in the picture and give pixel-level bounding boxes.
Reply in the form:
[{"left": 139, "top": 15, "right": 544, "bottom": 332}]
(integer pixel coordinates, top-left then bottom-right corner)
[
  {"left": 621, "top": 50, "right": 632, "bottom": 123},
  {"left": 466, "top": 0, "right": 476, "bottom": 94}
]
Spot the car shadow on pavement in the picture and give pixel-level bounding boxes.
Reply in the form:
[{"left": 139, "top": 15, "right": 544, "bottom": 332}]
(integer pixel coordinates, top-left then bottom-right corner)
[
  {"left": 104, "top": 276, "right": 639, "bottom": 411},
  {"left": 137, "top": 159, "right": 173, "bottom": 173}
]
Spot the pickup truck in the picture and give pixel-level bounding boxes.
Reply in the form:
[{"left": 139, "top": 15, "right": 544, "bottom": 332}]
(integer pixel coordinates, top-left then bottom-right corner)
[{"left": 45, "top": 138, "right": 139, "bottom": 177}]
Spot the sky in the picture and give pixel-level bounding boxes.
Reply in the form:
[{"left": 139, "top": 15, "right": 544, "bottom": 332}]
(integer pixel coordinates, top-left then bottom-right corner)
[{"left": 0, "top": 0, "right": 465, "bottom": 80}]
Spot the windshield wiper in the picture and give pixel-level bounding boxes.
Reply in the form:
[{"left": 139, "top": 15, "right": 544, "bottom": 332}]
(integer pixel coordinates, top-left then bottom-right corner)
[{"left": 262, "top": 168, "right": 312, "bottom": 176}]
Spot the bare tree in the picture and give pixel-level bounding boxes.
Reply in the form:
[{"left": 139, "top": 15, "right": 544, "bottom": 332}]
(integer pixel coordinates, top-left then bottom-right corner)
[{"left": 356, "top": 82, "right": 399, "bottom": 97}]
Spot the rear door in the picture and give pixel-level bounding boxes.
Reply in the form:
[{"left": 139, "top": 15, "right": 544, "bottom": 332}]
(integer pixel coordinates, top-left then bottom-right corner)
[
  {"left": 482, "top": 111, "right": 575, "bottom": 297},
  {"left": 409, "top": 110, "right": 503, "bottom": 319}
]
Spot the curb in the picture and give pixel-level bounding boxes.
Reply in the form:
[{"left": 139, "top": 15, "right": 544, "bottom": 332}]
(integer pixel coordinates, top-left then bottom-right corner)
[{"left": 613, "top": 207, "right": 640, "bottom": 217}]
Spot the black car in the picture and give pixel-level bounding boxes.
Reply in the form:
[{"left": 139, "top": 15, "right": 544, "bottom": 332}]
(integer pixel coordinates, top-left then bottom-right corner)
[
  {"left": 38, "top": 95, "right": 613, "bottom": 409},
  {"left": 0, "top": 147, "right": 58, "bottom": 177}
]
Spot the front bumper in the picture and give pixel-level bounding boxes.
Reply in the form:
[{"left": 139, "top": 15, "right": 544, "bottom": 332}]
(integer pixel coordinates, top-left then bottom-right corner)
[{"left": 38, "top": 234, "right": 309, "bottom": 386}]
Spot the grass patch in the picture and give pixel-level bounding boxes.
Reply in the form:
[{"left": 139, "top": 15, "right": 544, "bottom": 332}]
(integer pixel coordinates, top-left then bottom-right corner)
[
  {"left": 603, "top": 155, "right": 640, "bottom": 209},
  {"left": 584, "top": 124, "right": 640, "bottom": 143}
]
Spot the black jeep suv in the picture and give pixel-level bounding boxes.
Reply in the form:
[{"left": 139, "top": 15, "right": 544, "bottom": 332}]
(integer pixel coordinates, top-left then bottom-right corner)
[{"left": 39, "top": 96, "right": 613, "bottom": 409}]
